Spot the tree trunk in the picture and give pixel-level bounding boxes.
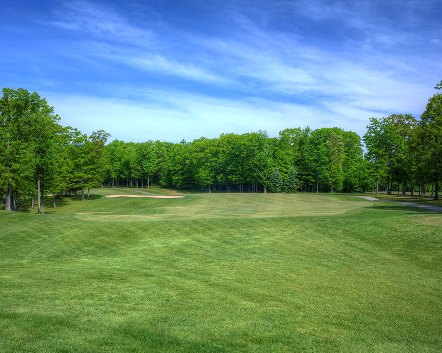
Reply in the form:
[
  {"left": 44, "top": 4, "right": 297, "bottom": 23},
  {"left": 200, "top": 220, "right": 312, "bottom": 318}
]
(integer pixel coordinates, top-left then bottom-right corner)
[
  {"left": 148, "top": 176, "right": 150, "bottom": 189},
  {"left": 53, "top": 194, "right": 56, "bottom": 208},
  {"left": 376, "top": 181, "right": 379, "bottom": 195},
  {"left": 82, "top": 188, "right": 85, "bottom": 201},
  {"left": 434, "top": 181, "right": 439, "bottom": 200},
  {"left": 87, "top": 188, "right": 90, "bottom": 200},
  {"left": 6, "top": 186, "right": 12, "bottom": 211},
  {"left": 37, "top": 175, "right": 41, "bottom": 214}
]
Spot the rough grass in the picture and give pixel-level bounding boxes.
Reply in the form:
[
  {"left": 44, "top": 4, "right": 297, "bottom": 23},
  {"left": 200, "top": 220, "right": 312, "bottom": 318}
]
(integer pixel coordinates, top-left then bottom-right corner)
[{"left": 0, "top": 189, "right": 441, "bottom": 352}]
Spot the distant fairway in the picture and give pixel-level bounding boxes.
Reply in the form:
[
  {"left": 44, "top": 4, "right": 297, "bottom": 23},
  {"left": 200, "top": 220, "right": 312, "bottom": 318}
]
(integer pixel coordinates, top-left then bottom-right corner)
[{"left": 0, "top": 189, "right": 441, "bottom": 352}]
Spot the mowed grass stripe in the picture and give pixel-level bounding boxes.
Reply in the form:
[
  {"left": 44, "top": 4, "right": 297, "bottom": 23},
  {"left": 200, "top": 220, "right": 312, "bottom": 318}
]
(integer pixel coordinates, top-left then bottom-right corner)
[{"left": 0, "top": 190, "right": 441, "bottom": 352}]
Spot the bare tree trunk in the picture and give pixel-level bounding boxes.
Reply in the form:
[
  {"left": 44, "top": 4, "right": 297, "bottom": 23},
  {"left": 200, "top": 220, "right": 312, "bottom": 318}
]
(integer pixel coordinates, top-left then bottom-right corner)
[
  {"left": 6, "top": 186, "right": 12, "bottom": 211},
  {"left": 434, "top": 181, "right": 439, "bottom": 200},
  {"left": 53, "top": 194, "right": 56, "bottom": 208},
  {"left": 376, "top": 181, "right": 379, "bottom": 195},
  {"left": 40, "top": 178, "right": 45, "bottom": 215},
  {"left": 87, "top": 188, "right": 90, "bottom": 200},
  {"left": 37, "top": 176, "right": 42, "bottom": 214},
  {"left": 82, "top": 188, "right": 85, "bottom": 201},
  {"left": 147, "top": 176, "right": 150, "bottom": 189}
]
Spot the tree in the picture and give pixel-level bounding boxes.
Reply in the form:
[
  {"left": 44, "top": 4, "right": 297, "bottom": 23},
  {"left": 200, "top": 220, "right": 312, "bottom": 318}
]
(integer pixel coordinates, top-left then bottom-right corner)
[
  {"left": 309, "top": 129, "right": 330, "bottom": 193},
  {"left": 84, "top": 130, "right": 110, "bottom": 196},
  {"left": 415, "top": 91, "right": 442, "bottom": 200},
  {"left": 283, "top": 166, "right": 300, "bottom": 193},
  {"left": 326, "top": 131, "right": 345, "bottom": 192},
  {"left": 32, "top": 113, "right": 62, "bottom": 214},
  {"left": 342, "top": 131, "right": 365, "bottom": 192},
  {"left": 0, "top": 88, "right": 60, "bottom": 212},
  {"left": 294, "top": 127, "right": 315, "bottom": 192},
  {"left": 45, "top": 126, "right": 75, "bottom": 207},
  {"left": 268, "top": 169, "right": 283, "bottom": 193},
  {"left": 137, "top": 141, "right": 157, "bottom": 189},
  {"left": 363, "top": 115, "right": 414, "bottom": 195}
]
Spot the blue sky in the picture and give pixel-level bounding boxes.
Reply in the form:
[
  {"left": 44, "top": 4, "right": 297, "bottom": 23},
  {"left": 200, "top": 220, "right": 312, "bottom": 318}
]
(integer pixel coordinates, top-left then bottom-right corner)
[{"left": 1, "top": 0, "right": 441, "bottom": 142}]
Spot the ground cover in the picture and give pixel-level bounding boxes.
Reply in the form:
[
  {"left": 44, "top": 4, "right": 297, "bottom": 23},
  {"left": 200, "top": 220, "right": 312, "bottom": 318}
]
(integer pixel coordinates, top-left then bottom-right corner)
[{"left": 0, "top": 189, "right": 441, "bottom": 352}]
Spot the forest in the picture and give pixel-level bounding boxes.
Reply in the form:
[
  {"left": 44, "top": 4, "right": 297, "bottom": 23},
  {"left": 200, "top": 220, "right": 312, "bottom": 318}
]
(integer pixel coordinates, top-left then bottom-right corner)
[{"left": 0, "top": 83, "right": 441, "bottom": 212}]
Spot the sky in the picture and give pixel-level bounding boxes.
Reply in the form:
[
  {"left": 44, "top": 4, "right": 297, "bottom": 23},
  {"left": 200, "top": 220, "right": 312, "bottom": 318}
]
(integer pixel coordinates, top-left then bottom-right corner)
[{"left": 1, "top": 0, "right": 441, "bottom": 142}]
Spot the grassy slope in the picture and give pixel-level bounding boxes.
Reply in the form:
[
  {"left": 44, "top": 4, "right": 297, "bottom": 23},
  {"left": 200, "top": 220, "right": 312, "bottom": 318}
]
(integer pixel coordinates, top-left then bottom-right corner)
[{"left": 0, "top": 189, "right": 441, "bottom": 352}]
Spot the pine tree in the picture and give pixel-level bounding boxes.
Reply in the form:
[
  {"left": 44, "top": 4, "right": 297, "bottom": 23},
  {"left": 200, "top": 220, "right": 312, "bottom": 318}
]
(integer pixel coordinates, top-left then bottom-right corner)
[
  {"left": 283, "top": 167, "right": 299, "bottom": 193},
  {"left": 268, "top": 169, "right": 283, "bottom": 193}
]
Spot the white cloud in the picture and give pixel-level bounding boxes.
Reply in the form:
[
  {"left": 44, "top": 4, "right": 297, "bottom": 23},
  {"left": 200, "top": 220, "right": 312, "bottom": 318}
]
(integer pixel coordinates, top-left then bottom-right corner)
[
  {"left": 50, "top": 1, "right": 154, "bottom": 46},
  {"left": 113, "top": 54, "right": 236, "bottom": 87}
]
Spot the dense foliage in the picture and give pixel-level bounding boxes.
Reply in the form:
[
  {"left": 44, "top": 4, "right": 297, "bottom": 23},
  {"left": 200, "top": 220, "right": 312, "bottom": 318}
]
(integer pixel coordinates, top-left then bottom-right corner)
[
  {"left": 0, "top": 88, "right": 109, "bottom": 212},
  {"left": 1, "top": 83, "right": 441, "bottom": 211},
  {"left": 104, "top": 128, "right": 368, "bottom": 194}
]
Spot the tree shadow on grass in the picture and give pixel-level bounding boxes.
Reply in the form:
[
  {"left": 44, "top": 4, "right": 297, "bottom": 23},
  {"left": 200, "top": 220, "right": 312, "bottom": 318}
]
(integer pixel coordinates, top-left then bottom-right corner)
[
  {"left": 369, "top": 205, "right": 442, "bottom": 214},
  {"left": 11, "top": 194, "right": 106, "bottom": 213},
  {"left": 65, "top": 194, "right": 104, "bottom": 202}
]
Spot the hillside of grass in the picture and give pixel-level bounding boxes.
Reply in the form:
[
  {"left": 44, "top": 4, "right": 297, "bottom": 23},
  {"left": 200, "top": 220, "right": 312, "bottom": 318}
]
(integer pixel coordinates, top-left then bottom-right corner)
[{"left": 0, "top": 189, "right": 441, "bottom": 352}]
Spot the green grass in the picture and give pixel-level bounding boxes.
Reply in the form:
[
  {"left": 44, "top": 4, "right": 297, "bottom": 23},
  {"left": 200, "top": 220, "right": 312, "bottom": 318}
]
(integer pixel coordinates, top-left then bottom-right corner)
[{"left": 1, "top": 189, "right": 441, "bottom": 352}]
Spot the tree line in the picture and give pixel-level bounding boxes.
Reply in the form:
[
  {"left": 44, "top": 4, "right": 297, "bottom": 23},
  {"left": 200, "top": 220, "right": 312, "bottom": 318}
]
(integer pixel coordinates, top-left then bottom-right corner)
[
  {"left": 1, "top": 82, "right": 441, "bottom": 211},
  {"left": 104, "top": 128, "right": 368, "bottom": 194}
]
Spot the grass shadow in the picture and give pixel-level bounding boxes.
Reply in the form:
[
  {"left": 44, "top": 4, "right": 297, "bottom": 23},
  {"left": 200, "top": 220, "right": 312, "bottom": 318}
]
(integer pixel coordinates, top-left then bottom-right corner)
[{"left": 369, "top": 205, "right": 442, "bottom": 214}]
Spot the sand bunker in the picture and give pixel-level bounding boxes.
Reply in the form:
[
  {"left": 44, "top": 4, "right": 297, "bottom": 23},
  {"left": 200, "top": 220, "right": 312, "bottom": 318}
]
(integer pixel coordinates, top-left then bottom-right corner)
[
  {"left": 106, "top": 194, "right": 184, "bottom": 199},
  {"left": 355, "top": 196, "right": 379, "bottom": 201}
]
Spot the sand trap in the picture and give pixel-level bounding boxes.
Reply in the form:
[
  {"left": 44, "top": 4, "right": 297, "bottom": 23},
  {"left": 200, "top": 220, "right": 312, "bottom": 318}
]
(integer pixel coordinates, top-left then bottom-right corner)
[
  {"left": 106, "top": 194, "right": 184, "bottom": 199},
  {"left": 355, "top": 196, "right": 379, "bottom": 201}
]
